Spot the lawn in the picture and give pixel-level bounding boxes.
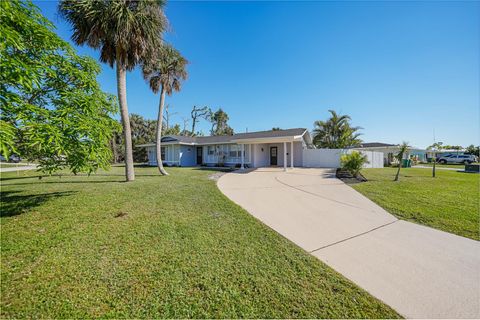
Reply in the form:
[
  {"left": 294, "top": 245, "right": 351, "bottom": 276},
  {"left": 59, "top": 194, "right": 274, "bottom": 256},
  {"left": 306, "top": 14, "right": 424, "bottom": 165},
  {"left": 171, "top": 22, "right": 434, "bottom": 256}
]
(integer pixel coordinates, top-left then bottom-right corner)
[
  {"left": 353, "top": 168, "right": 479, "bottom": 240},
  {"left": 0, "top": 166, "right": 399, "bottom": 318}
]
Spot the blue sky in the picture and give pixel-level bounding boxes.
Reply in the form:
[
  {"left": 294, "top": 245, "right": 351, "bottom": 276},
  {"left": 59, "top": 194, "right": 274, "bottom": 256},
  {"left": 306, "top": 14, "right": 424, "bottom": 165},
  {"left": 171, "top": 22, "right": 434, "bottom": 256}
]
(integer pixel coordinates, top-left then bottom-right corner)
[{"left": 37, "top": 1, "right": 479, "bottom": 148}]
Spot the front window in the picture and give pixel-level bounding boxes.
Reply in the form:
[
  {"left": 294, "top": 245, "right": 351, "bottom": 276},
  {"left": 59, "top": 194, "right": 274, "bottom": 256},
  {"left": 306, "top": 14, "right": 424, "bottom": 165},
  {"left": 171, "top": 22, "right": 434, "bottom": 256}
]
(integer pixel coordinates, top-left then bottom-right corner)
[
  {"left": 229, "top": 145, "right": 239, "bottom": 157},
  {"left": 208, "top": 146, "right": 215, "bottom": 155}
]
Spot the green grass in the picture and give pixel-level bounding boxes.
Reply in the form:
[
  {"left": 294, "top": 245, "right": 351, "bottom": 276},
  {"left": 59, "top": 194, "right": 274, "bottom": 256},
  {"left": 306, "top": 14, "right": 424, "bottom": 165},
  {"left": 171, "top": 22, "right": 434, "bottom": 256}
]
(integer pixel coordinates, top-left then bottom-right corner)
[
  {"left": 0, "top": 166, "right": 400, "bottom": 318},
  {"left": 353, "top": 168, "right": 479, "bottom": 240}
]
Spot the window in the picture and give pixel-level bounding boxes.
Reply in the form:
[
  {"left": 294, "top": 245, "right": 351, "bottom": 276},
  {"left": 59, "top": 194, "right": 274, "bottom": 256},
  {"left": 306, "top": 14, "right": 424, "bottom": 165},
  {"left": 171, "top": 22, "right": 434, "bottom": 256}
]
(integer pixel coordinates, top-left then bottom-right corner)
[
  {"left": 229, "top": 145, "right": 239, "bottom": 157},
  {"left": 208, "top": 146, "right": 215, "bottom": 155}
]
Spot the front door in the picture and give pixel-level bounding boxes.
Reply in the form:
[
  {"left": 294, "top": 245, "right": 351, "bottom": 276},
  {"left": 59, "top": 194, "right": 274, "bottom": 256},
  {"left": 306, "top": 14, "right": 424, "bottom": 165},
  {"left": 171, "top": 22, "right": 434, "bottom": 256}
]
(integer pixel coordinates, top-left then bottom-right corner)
[
  {"left": 196, "top": 147, "right": 203, "bottom": 165},
  {"left": 270, "top": 147, "right": 278, "bottom": 166}
]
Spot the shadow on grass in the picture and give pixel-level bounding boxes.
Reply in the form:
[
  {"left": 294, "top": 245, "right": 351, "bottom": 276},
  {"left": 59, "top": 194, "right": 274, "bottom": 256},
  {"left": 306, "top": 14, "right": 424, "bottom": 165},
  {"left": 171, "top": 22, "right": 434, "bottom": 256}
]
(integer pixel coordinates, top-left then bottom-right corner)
[
  {"left": 0, "top": 173, "right": 161, "bottom": 183},
  {"left": 0, "top": 190, "right": 76, "bottom": 217}
]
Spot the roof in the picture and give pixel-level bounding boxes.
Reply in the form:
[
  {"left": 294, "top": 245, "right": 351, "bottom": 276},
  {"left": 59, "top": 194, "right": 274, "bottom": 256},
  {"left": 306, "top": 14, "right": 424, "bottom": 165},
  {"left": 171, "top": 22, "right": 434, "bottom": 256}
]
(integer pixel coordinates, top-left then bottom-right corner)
[
  {"left": 356, "top": 142, "right": 398, "bottom": 148},
  {"left": 137, "top": 128, "right": 308, "bottom": 147}
]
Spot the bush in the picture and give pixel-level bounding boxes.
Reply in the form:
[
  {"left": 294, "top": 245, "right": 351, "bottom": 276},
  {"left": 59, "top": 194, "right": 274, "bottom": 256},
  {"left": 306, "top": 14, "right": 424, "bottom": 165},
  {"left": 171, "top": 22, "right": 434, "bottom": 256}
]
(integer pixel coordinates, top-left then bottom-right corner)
[{"left": 340, "top": 151, "right": 368, "bottom": 177}]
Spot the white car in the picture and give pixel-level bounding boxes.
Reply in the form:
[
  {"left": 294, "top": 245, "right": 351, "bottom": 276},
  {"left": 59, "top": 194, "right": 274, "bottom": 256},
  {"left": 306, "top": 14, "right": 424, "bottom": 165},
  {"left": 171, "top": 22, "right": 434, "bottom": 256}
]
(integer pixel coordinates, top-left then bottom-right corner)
[{"left": 437, "top": 154, "right": 477, "bottom": 164}]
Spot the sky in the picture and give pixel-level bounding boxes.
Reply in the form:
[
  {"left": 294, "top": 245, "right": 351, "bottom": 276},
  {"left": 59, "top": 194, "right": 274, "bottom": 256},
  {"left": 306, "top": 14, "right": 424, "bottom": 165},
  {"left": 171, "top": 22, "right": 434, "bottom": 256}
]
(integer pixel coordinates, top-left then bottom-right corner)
[{"left": 36, "top": 0, "right": 479, "bottom": 148}]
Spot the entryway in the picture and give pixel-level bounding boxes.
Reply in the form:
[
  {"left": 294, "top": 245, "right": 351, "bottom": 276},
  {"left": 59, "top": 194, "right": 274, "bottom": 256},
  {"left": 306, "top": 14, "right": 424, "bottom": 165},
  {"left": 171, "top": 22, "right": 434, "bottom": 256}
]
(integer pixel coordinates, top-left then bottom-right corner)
[
  {"left": 196, "top": 147, "right": 203, "bottom": 165},
  {"left": 270, "top": 146, "right": 278, "bottom": 166}
]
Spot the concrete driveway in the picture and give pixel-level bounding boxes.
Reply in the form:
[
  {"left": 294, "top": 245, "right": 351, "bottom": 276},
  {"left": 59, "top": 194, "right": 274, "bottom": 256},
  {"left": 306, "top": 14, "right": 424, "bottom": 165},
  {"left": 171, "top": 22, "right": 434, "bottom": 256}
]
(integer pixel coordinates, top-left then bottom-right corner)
[{"left": 217, "top": 168, "right": 480, "bottom": 318}]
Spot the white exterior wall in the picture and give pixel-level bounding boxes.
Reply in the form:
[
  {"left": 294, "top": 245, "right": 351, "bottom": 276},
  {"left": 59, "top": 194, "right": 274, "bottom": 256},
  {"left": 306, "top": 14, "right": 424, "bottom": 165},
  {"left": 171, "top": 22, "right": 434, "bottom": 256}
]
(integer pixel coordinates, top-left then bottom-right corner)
[
  {"left": 251, "top": 142, "right": 303, "bottom": 167},
  {"left": 146, "top": 141, "right": 307, "bottom": 168},
  {"left": 293, "top": 141, "right": 303, "bottom": 167},
  {"left": 252, "top": 144, "right": 269, "bottom": 167},
  {"left": 302, "top": 149, "right": 384, "bottom": 168}
]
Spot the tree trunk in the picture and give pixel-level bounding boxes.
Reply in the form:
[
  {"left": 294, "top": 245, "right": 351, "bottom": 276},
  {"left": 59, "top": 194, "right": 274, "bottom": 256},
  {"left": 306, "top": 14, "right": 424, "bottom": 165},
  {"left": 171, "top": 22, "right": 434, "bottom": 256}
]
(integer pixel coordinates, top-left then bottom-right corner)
[
  {"left": 432, "top": 152, "right": 436, "bottom": 177},
  {"left": 394, "top": 156, "right": 401, "bottom": 181},
  {"left": 116, "top": 59, "right": 135, "bottom": 181},
  {"left": 191, "top": 117, "right": 196, "bottom": 136},
  {"left": 156, "top": 85, "right": 169, "bottom": 176}
]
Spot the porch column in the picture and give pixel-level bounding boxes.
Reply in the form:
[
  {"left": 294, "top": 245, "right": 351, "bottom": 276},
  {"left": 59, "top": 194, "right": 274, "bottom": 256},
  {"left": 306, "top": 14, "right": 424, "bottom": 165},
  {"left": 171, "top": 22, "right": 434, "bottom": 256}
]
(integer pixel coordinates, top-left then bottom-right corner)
[
  {"left": 290, "top": 141, "right": 294, "bottom": 169},
  {"left": 240, "top": 144, "right": 245, "bottom": 169},
  {"left": 283, "top": 142, "right": 287, "bottom": 171}
]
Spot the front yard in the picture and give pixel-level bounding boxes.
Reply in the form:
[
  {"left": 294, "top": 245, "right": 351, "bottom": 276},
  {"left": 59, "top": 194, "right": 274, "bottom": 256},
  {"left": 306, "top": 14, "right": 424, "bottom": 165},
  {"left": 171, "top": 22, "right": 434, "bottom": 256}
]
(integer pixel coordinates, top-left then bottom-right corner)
[
  {"left": 0, "top": 166, "right": 399, "bottom": 318},
  {"left": 352, "top": 168, "right": 479, "bottom": 240}
]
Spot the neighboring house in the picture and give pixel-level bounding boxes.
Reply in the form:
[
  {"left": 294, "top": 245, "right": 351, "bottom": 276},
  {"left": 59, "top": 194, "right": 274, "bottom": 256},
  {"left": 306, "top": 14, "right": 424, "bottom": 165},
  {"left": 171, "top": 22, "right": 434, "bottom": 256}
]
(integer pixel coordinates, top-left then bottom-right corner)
[
  {"left": 353, "top": 142, "right": 428, "bottom": 165},
  {"left": 138, "top": 128, "right": 312, "bottom": 169}
]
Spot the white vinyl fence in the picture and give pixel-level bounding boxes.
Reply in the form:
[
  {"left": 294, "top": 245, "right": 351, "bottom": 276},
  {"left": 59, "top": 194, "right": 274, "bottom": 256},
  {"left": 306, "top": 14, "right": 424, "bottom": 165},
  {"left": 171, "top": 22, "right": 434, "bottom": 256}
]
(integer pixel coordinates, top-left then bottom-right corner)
[{"left": 302, "top": 149, "right": 384, "bottom": 168}]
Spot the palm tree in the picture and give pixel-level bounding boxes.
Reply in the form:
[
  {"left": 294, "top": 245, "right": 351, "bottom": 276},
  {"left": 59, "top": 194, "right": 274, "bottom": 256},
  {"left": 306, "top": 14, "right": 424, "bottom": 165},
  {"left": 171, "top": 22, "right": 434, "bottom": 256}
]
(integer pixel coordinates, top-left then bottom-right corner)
[
  {"left": 59, "top": 0, "right": 167, "bottom": 182},
  {"left": 312, "top": 110, "right": 362, "bottom": 148},
  {"left": 394, "top": 142, "right": 409, "bottom": 181},
  {"left": 142, "top": 45, "right": 188, "bottom": 175}
]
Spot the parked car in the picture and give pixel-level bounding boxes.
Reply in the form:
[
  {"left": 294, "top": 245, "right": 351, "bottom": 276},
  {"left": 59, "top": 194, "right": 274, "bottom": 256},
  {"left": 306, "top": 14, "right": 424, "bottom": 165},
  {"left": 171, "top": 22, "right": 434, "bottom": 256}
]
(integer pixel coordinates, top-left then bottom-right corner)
[{"left": 437, "top": 154, "right": 477, "bottom": 164}]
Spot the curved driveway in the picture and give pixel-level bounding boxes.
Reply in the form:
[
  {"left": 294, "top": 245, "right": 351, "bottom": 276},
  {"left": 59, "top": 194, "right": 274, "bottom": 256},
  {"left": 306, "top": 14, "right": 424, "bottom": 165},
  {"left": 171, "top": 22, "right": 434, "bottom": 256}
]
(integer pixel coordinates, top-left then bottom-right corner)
[{"left": 217, "top": 168, "right": 480, "bottom": 318}]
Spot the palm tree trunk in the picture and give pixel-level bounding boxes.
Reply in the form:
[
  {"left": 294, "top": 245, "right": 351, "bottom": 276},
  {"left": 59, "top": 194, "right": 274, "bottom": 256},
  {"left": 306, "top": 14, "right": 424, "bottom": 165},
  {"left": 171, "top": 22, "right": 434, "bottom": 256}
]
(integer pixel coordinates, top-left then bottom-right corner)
[
  {"left": 394, "top": 156, "right": 402, "bottom": 181},
  {"left": 116, "top": 59, "right": 135, "bottom": 182},
  {"left": 156, "top": 85, "right": 169, "bottom": 175},
  {"left": 432, "top": 152, "right": 436, "bottom": 177}
]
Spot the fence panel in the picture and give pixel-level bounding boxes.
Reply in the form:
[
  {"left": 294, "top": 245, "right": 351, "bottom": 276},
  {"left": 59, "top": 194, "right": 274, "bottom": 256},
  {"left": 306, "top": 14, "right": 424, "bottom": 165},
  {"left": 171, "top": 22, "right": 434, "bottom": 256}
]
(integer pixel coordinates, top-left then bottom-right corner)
[{"left": 302, "top": 149, "right": 384, "bottom": 168}]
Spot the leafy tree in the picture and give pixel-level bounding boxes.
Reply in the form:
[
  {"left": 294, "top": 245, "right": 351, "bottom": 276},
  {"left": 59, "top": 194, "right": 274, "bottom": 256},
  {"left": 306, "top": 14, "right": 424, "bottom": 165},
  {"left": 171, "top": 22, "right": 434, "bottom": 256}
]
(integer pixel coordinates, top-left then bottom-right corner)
[
  {"left": 442, "top": 145, "right": 463, "bottom": 151},
  {"left": 190, "top": 106, "right": 211, "bottom": 136},
  {"left": 340, "top": 151, "right": 368, "bottom": 178},
  {"left": 394, "top": 142, "right": 409, "bottom": 181},
  {"left": 164, "top": 124, "right": 181, "bottom": 136},
  {"left": 112, "top": 115, "right": 183, "bottom": 163},
  {"left": 466, "top": 145, "right": 480, "bottom": 157},
  {"left": 0, "top": 0, "right": 119, "bottom": 174},
  {"left": 59, "top": 0, "right": 167, "bottom": 182},
  {"left": 272, "top": 127, "right": 282, "bottom": 131},
  {"left": 312, "top": 110, "right": 362, "bottom": 148},
  {"left": 142, "top": 44, "right": 188, "bottom": 175},
  {"left": 130, "top": 114, "right": 156, "bottom": 162},
  {"left": 210, "top": 108, "right": 234, "bottom": 136}
]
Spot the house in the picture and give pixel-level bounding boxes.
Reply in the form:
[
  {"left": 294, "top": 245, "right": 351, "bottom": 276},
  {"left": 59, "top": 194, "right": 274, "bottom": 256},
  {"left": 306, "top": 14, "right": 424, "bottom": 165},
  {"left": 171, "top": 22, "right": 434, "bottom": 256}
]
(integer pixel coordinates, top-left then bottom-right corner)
[
  {"left": 138, "top": 128, "right": 312, "bottom": 169},
  {"left": 353, "top": 142, "right": 428, "bottom": 165}
]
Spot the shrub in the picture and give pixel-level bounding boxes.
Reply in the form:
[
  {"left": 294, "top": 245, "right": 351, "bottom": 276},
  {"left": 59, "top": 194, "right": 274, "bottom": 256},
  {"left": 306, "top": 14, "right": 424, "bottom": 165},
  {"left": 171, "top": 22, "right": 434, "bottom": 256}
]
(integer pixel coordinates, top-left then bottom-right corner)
[{"left": 340, "top": 151, "right": 368, "bottom": 177}]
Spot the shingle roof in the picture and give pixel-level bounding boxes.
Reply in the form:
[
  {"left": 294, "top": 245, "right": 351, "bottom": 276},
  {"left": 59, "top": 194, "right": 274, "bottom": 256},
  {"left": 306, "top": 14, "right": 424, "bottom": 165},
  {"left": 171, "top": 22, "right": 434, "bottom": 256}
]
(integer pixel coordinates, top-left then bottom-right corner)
[
  {"left": 197, "top": 128, "right": 307, "bottom": 144},
  {"left": 139, "top": 128, "right": 308, "bottom": 146},
  {"left": 356, "top": 142, "right": 398, "bottom": 148}
]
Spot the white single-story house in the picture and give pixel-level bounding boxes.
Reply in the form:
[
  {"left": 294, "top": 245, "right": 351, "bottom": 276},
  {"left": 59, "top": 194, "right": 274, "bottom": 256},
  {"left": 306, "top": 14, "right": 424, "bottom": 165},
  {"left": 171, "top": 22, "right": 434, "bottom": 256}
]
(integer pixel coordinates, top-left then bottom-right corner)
[
  {"left": 138, "top": 128, "right": 313, "bottom": 169},
  {"left": 353, "top": 142, "right": 428, "bottom": 165}
]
